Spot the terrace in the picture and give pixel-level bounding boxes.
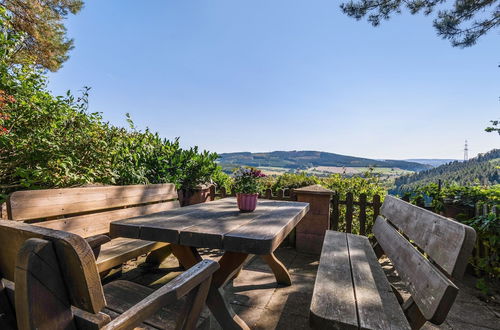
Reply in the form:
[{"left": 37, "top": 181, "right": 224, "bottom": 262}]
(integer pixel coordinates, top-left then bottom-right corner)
[
  {"left": 1, "top": 183, "right": 497, "bottom": 330},
  {"left": 119, "top": 245, "right": 498, "bottom": 329}
]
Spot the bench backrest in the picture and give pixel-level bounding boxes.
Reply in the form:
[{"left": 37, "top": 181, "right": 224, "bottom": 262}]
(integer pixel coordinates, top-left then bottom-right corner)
[
  {"left": 4, "top": 184, "right": 179, "bottom": 238},
  {"left": 0, "top": 220, "right": 105, "bottom": 316},
  {"left": 374, "top": 195, "right": 476, "bottom": 325}
]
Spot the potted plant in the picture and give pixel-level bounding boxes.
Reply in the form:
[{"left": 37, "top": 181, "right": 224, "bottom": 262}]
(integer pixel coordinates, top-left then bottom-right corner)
[{"left": 233, "top": 167, "right": 265, "bottom": 212}]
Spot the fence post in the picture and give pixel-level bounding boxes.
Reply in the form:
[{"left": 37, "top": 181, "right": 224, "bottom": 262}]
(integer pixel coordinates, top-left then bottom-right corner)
[
  {"left": 294, "top": 184, "right": 333, "bottom": 254},
  {"left": 345, "top": 192, "right": 354, "bottom": 233},
  {"left": 372, "top": 194, "right": 381, "bottom": 223},
  {"left": 359, "top": 194, "right": 367, "bottom": 236},
  {"left": 331, "top": 193, "right": 340, "bottom": 231}
]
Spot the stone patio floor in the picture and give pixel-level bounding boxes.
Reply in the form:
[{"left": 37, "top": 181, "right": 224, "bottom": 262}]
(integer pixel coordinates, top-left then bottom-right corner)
[{"left": 119, "top": 246, "right": 499, "bottom": 330}]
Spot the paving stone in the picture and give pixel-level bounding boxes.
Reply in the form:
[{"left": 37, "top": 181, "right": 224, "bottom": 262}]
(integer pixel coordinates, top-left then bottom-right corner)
[
  {"left": 288, "top": 252, "right": 319, "bottom": 277},
  {"left": 421, "top": 321, "right": 453, "bottom": 329},
  {"left": 246, "top": 248, "right": 297, "bottom": 273},
  {"left": 273, "top": 311, "right": 310, "bottom": 330},
  {"left": 265, "top": 274, "right": 316, "bottom": 317},
  {"left": 224, "top": 269, "right": 278, "bottom": 308},
  {"left": 119, "top": 247, "right": 500, "bottom": 330},
  {"left": 446, "top": 318, "right": 497, "bottom": 330},
  {"left": 445, "top": 301, "right": 499, "bottom": 329}
]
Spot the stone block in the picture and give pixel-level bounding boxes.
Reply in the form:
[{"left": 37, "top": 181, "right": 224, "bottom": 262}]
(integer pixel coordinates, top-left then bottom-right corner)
[{"left": 296, "top": 232, "right": 325, "bottom": 254}]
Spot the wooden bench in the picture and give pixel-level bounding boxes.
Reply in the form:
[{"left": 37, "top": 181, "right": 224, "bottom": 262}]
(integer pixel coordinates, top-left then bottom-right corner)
[
  {"left": 0, "top": 220, "right": 219, "bottom": 329},
  {"left": 310, "top": 195, "right": 476, "bottom": 330},
  {"left": 2, "top": 184, "right": 180, "bottom": 275}
]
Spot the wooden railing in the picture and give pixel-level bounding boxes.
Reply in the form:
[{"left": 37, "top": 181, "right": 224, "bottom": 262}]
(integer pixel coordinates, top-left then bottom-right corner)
[{"left": 330, "top": 193, "right": 382, "bottom": 235}]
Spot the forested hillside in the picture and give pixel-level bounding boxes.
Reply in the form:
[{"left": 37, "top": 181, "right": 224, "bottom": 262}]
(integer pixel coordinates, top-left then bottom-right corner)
[
  {"left": 394, "top": 149, "right": 500, "bottom": 191},
  {"left": 218, "top": 151, "right": 431, "bottom": 172}
]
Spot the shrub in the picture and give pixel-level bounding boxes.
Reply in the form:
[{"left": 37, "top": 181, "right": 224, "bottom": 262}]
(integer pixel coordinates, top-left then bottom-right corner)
[
  {"left": 271, "top": 172, "right": 319, "bottom": 193},
  {"left": 0, "top": 10, "right": 222, "bottom": 201}
]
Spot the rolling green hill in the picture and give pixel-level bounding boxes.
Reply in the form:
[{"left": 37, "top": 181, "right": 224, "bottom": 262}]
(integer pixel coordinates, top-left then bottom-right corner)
[
  {"left": 218, "top": 150, "right": 431, "bottom": 172},
  {"left": 394, "top": 149, "right": 500, "bottom": 191}
]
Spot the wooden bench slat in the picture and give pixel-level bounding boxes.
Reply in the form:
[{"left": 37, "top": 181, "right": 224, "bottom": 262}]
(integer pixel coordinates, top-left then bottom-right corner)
[
  {"left": 347, "top": 233, "right": 411, "bottom": 330},
  {"left": 373, "top": 216, "right": 459, "bottom": 324},
  {"left": 103, "top": 280, "right": 180, "bottom": 329},
  {"left": 380, "top": 196, "right": 476, "bottom": 278},
  {"left": 96, "top": 239, "right": 168, "bottom": 273},
  {"left": 310, "top": 231, "right": 358, "bottom": 329},
  {"left": 0, "top": 220, "right": 105, "bottom": 313},
  {"left": 36, "top": 200, "right": 180, "bottom": 238},
  {"left": 8, "top": 184, "right": 178, "bottom": 221}
]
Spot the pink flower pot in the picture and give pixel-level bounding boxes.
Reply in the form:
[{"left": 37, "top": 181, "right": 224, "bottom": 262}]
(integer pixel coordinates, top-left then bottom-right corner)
[{"left": 237, "top": 193, "right": 258, "bottom": 212}]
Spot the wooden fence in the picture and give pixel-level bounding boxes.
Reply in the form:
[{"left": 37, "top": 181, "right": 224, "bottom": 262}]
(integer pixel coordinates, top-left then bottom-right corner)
[
  {"left": 215, "top": 186, "right": 383, "bottom": 235},
  {"left": 330, "top": 193, "right": 382, "bottom": 235},
  {"left": 471, "top": 202, "right": 498, "bottom": 276}
]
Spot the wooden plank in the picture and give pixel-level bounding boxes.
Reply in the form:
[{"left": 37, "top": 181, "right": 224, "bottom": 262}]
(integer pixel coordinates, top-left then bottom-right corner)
[
  {"left": 7, "top": 183, "right": 178, "bottom": 221},
  {"left": 0, "top": 220, "right": 105, "bottom": 313},
  {"left": 310, "top": 231, "right": 357, "bottom": 329},
  {"left": 15, "top": 238, "right": 76, "bottom": 330},
  {"left": 179, "top": 200, "right": 284, "bottom": 248},
  {"left": 102, "top": 260, "right": 218, "bottom": 330},
  {"left": 110, "top": 199, "right": 235, "bottom": 242},
  {"left": 347, "top": 234, "right": 411, "bottom": 330},
  {"left": 96, "top": 238, "right": 168, "bottom": 273},
  {"left": 103, "top": 280, "right": 178, "bottom": 329},
  {"left": 0, "top": 277, "right": 16, "bottom": 329},
  {"left": 345, "top": 192, "right": 353, "bottom": 233},
  {"left": 223, "top": 201, "right": 309, "bottom": 254},
  {"left": 380, "top": 195, "right": 476, "bottom": 278},
  {"left": 359, "top": 194, "right": 367, "bottom": 235},
  {"left": 36, "top": 200, "right": 179, "bottom": 238},
  {"left": 373, "top": 216, "right": 459, "bottom": 324}
]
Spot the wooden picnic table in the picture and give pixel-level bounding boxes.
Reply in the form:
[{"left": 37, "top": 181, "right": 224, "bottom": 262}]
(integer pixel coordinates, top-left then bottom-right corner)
[{"left": 110, "top": 197, "right": 310, "bottom": 330}]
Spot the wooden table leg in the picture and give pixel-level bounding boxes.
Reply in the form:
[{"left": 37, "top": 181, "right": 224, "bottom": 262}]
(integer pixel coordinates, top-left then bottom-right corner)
[
  {"left": 261, "top": 252, "right": 292, "bottom": 286},
  {"left": 170, "top": 244, "right": 201, "bottom": 268},
  {"left": 171, "top": 245, "right": 250, "bottom": 330}
]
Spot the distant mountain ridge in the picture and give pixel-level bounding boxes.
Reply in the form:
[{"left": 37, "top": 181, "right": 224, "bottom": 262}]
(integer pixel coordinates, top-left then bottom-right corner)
[
  {"left": 218, "top": 150, "right": 432, "bottom": 172},
  {"left": 394, "top": 149, "right": 500, "bottom": 191},
  {"left": 404, "top": 159, "right": 459, "bottom": 167}
]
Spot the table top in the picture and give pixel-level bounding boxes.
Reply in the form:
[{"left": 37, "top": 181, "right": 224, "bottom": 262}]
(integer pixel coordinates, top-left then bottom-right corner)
[{"left": 110, "top": 198, "right": 309, "bottom": 255}]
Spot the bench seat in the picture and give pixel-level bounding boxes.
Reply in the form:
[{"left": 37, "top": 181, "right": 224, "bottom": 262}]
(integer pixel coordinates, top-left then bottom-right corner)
[
  {"left": 310, "top": 230, "right": 411, "bottom": 330},
  {"left": 103, "top": 280, "right": 210, "bottom": 329},
  {"left": 96, "top": 238, "right": 169, "bottom": 273}
]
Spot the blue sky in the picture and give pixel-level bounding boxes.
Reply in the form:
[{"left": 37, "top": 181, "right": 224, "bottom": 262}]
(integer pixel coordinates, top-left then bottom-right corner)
[{"left": 48, "top": 1, "right": 499, "bottom": 160}]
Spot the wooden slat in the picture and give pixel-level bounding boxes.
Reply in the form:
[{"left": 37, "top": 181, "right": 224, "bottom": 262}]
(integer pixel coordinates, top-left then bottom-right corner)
[
  {"left": 380, "top": 195, "right": 476, "bottom": 278},
  {"left": 7, "top": 183, "right": 178, "bottom": 221},
  {"left": 104, "top": 280, "right": 179, "bottom": 329},
  {"left": 15, "top": 238, "right": 76, "bottom": 330},
  {"left": 223, "top": 200, "right": 309, "bottom": 254},
  {"left": 36, "top": 200, "right": 179, "bottom": 238},
  {"left": 102, "top": 260, "right": 218, "bottom": 330},
  {"left": 111, "top": 198, "right": 309, "bottom": 255},
  {"left": 345, "top": 192, "right": 353, "bottom": 233},
  {"left": 347, "top": 234, "right": 411, "bottom": 330},
  {"left": 331, "top": 194, "right": 339, "bottom": 231},
  {"left": 373, "top": 216, "right": 459, "bottom": 323},
  {"left": 96, "top": 238, "right": 168, "bottom": 273},
  {"left": 358, "top": 194, "right": 367, "bottom": 235},
  {"left": 310, "top": 231, "right": 357, "bottom": 329},
  {"left": 0, "top": 220, "right": 105, "bottom": 313},
  {"left": 179, "top": 200, "right": 284, "bottom": 249},
  {"left": 110, "top": 199, "right": 235, "bottom": 242}
]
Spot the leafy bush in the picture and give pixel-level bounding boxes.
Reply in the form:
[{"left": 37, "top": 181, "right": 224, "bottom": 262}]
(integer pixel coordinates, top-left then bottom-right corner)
[
  {"left": 0, "top": 10, "right": 222, "bottom": 201},
  {"left": 271, "top": 172, "right": 319, "bottom": 193}
]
